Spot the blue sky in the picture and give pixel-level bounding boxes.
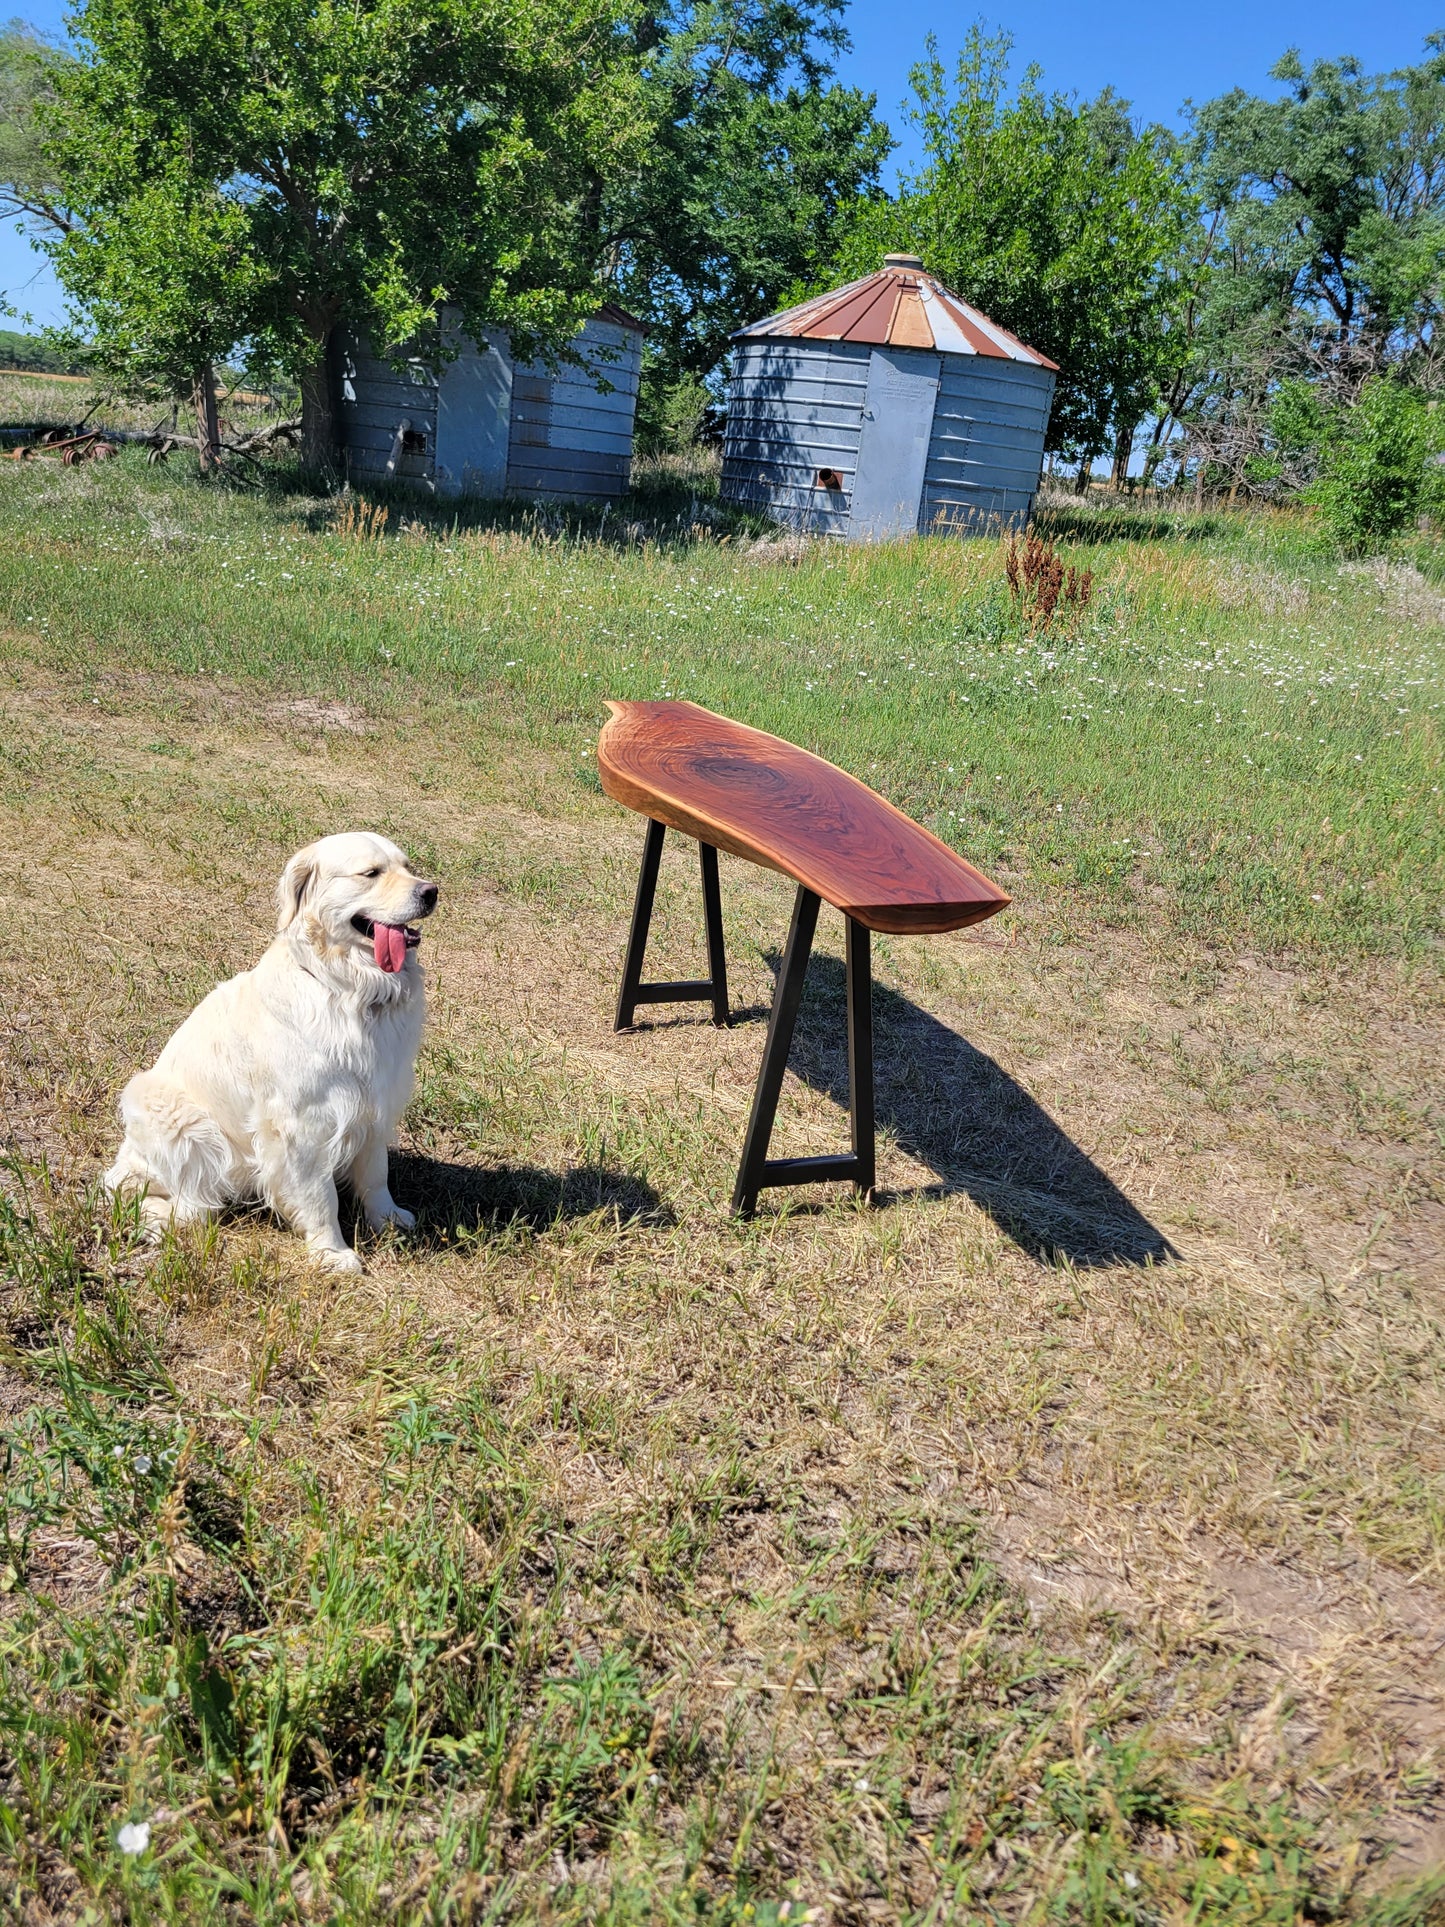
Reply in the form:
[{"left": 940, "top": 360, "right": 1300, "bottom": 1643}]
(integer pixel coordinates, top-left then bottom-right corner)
[
  {"left": 2, "top": 0, "right": 1441, "bottom": 329},
  {"left": 838, "top": 3, "right": 1443, "bottom": 175}
]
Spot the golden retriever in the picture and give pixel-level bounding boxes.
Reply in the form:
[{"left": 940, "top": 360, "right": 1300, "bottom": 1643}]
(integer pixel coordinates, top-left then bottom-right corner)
[{"left": 104, "top": 832, "right": 438, "bottom": 1272}]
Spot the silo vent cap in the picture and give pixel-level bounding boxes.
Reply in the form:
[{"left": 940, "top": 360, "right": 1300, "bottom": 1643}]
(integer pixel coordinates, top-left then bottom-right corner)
[{"left": 883, "top": 252, "right": 925, "bottom": 269}]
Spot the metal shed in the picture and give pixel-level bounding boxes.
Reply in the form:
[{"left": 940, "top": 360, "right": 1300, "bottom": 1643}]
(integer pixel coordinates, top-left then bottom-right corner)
[
  {"left": 721, "top": 255, "right": 1057, "bottom": 540},
  {"left": 337, "top": 303, "right": 644, "bottom": 502}
]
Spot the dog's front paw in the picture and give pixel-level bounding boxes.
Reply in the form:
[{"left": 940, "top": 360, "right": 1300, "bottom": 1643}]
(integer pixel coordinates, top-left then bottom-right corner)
[
  {"left": 316, "top": 1245, "right": 365, "bottom": 1275},
  {"left": 366, "top": 1203, "right": 416, "bottom": 1233}
]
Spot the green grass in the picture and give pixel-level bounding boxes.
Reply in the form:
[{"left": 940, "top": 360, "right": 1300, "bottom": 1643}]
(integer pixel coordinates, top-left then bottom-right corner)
[
  {"left": 1, "top": 447, "right": 1443, "bottom": 1922},
  {"left": 0, "top": 453, "right": 1438, "bottom": 962},
  {"left": 6, "top": 1170, "right": 1442, "bottom": 1925}
]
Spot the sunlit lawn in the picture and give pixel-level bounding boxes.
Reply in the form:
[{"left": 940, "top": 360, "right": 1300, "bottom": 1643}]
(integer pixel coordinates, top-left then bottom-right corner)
[{"left": 1, "top": 448, "right": 1442, "bottom": 1924}]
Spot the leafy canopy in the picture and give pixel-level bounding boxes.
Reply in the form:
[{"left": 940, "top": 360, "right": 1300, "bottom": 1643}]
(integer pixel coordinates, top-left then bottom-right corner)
[
  {"left": 829, "top": 28, "right": 1196, "bottom": 461},
  {"left": 46, "top": 0, "right": 651, "bottom": 454},
  {"left": 0, "top": 17, "right": 69, "bottom": 242},
  {"left": 1189, "top": 41, "right": 1445, "bottom": 375},
  {"left": 603, "top": 0, "right": 890, "bottom": 414},
  {"left": 1309, "top": 377, "right": 1445, "bottom": 552},
  {"left": 1170, "top": 37, "right": 1445, "bottom": 522}
]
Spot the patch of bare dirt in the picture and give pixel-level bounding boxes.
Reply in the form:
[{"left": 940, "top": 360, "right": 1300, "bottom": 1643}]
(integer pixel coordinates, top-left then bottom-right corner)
[{"left": 265, "top": 697, "right": 372, "bottom": 735}]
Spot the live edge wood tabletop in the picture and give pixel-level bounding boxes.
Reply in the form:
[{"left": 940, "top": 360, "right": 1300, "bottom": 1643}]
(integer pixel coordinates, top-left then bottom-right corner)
[{"left": 595, "top": 700, "right": 1011, "bottom": 1215}]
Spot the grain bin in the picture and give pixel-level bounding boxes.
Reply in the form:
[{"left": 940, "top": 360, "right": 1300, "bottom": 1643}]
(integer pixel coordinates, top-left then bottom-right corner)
[
  {"left": 721, "top": 255, "right": 1056, "bottom": 540},
  {"left": 337, "top": 303, "right": 644, "bottom": 502}
]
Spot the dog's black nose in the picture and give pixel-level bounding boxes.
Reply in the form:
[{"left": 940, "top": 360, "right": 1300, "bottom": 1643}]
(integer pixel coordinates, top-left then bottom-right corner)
[{"left": 419, "top": 883, "right": 439, "bottom": 913}]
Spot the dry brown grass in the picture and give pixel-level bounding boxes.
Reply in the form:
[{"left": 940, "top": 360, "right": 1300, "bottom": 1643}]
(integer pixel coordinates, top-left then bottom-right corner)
[
  {"left": 0, "top": 371, "right": 291, "bottom": 443},
  {"left": 2, "top": 650, "right": 1443, "bottom": 1916}
]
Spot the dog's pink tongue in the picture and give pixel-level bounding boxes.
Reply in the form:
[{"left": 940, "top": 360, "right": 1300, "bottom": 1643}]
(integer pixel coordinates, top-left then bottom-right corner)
[{"left": 373, "top": 922, "right": 408, "bottom": 973}]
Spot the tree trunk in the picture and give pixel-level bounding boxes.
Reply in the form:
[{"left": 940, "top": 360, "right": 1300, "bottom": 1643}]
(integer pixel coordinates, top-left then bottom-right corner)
[
  {"left": 1110, "top": 423, "right": 1135, "bottom": 492},
  {"left": 192, "top": 364, "right": 221, "bottom": 474},
  {"left": 300, "top": 330, "right": 340, "bottom": 474},
  {"left": 1074, "top": 456, "right": 1093, "bottom": 496}
]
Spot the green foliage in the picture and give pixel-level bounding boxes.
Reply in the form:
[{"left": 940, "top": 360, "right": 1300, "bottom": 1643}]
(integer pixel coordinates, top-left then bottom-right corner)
[
  {"left": 828, "top": 28, "right": 1195, "bottom": 467},
  {"left": 1178, "top": 40, "right": 1445, "bottom": 494},
  {"left": 44, "top": 0, "right": 650, "bottom": 459},
  {"left": 1190, "top": 43, "right": 1445, "bottom": 373},
  {"left": 0, "top": 326, "right": 85, "bottom": 373},
  {"left": 1268, "top": 379, "right": 1329, "bottom": 460},
  {"left": 0, "top": 19, "right": 68, "bottom": 238},
  {"left": 1310, "top": 378, "right": 1445, "bottom": 554},
  {"left": 634, "top": 362, "right": 715, "bottom": 453},
  {"left": 51, "top": 175, "right": 270, "bottom": 406},
  {"left": 604, "top": 0, "right": 891, "bottom": 389}
]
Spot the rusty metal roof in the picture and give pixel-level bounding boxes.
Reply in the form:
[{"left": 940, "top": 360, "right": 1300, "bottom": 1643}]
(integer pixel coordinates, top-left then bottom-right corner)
[
  {"left": 596, "top": 300, "right": 646, "bottom": 335},
  {"left": 733, "top": 254, "right": 1057, "bottom": 369}
]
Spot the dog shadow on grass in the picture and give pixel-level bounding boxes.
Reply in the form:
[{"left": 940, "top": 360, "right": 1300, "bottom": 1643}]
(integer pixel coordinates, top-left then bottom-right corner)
[
  {"left": 385, "top": 1152, "right": 672, "bottom": 1247},
  {"left": 778, "top": 952, "right": 1175, "bottom": 1269}
]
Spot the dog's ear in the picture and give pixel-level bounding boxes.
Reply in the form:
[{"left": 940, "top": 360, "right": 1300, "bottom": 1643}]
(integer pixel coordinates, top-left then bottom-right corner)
[{"left": 277, "top": 845, "right": 320, "bottom": 931}]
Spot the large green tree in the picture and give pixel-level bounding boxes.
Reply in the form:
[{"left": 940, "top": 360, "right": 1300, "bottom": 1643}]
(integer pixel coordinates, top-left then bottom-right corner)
[
  {"left": 829, "top": 29, "right": 1197, "bottom": 481},
  {"left": 46, "top": 0, "right": 650, "bottom": 467},
  {"left": 600, "top": 0, "right": 890, "bottom": 430},
  {"left": 1179, "top": 40, "right": 1445, "bottom": 496}
]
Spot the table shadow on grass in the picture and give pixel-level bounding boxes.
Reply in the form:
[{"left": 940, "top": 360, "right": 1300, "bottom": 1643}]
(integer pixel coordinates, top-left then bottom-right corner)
[
  {"left": 782, "top": 952, "right": 1175, "bottom": 1269},
  {"left": 385, "top": 1152, "right": 671, "bottom": 1246}
]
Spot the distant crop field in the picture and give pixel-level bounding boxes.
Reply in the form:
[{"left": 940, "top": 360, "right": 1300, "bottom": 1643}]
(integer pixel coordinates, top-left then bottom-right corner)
[{"left": 0, "top": 447, "right": 1442, "bottom": 1923}]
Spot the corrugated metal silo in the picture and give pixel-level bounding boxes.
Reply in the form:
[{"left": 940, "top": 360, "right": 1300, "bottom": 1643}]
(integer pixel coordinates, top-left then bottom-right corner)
[
  {"left": 338, "top": 304, "right": 644, "bottom": 503},
  {"left": 721, "top": 255, "right": 1057, "bottom": 540}
]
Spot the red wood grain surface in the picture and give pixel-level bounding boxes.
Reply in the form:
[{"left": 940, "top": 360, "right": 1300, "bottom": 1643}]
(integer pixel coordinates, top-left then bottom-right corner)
[{"left": 597, "top": 700, "right": 1010, "bottom": 936}]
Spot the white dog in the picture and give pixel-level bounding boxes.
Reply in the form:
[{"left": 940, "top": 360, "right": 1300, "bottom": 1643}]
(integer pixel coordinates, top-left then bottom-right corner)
[{"left": 105, "top": 832, "right": 438, "bottom": 1272}]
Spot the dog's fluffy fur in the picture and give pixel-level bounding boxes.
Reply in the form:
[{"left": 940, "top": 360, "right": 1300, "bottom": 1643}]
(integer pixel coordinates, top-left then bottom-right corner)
[{"left": 105, "top": 832, "right": 438, "bottom": 1272}]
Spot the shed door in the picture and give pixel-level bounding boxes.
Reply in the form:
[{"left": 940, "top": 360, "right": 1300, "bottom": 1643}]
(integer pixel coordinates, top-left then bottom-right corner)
[
  {"left": 848, "top": 349, "right": 941, "bottom": 540},
  {"left": 434, "top": 331, "right": 513, "bottom": 498}
]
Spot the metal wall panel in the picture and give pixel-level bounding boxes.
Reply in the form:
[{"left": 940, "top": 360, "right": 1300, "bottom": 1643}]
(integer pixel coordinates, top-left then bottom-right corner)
[
  {"left": 341, "top": 313, "right": 640, "bottom": 502},
  {"left": 720, "top": 340, "right": 868, "bottom": 533},
  {"left": 921, "top": 360, "right": 1055, "bottom": 535},
  {"left": 338, "top": 330, "right": 438, "bottom": 486},
  {"left": 434, "top": 325, "right": 511, "bottom": 499},
  {"left": 849, "top": 348, "right": 940, "bottom": 540},
  {"left": 722, "top": 333, "right": 1054, "bottom": 541},
  {"left": 505, "top": 324, "right": 642, "bottom": 501}
]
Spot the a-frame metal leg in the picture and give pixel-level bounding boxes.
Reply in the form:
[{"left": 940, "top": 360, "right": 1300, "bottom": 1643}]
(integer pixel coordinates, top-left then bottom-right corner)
[
  {"left": 732, "top": 886, "right": 820, "bottom": 1216},
  {"left": 699, "top": 841, "right": 729, "bottom": 1027},
  {"left": 614, "top": 819, "right": 731, "bottom": 1031},
  {"left": 614, "top": 818, "right": 666, "bottom": 1031},
  {"left": 846, "top": 917, "right": 875, "bottom": 1198},
  {"left": 731, "top": 896, "right": 877, "bottom": 1217}
]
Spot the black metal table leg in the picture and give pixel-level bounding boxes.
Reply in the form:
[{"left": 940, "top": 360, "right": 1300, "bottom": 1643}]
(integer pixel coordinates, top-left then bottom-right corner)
[
  {"left": 699, "top": 842, "right": 730, "bottom": 1027},
  {"left": 732, "top": 886, "right": 820, "bottom": 1216},
  {"left": 614, "top": 820, "right": 731, "bottom": 1030},
  {"left": 615, "top": 818, "right": 666, "bottom": 1030},
  {"left": 846, "top": 916, "right": 875, "bottom": 1199},
  {"left": 731, "top": 898, "right": 877, "bottom": 1216},
  {"left": 616, "top": 829, "right": 877, "bottom": 1213}
]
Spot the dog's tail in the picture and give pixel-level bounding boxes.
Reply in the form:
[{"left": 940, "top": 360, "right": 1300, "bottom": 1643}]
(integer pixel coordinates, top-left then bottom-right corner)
[{"left": 104, "top": 1074, "right": 236, "bottom": 1214}]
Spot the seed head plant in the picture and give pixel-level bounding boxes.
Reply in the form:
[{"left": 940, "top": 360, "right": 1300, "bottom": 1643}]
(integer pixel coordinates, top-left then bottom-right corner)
[
  {"left": 332, "top": 497, "right": 389, "bottom": 542},
  {"left": 1005, "top": 526, "right": 1093, "bottom": 633}
]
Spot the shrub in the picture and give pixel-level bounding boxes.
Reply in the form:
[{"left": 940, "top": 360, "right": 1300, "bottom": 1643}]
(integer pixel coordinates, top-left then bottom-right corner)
[
  {"left": 634, "top": 366, "right": 717, "bottom": 455},
  {"left": 1309, "top": 377, "right": 1445, "bottom": 555}
]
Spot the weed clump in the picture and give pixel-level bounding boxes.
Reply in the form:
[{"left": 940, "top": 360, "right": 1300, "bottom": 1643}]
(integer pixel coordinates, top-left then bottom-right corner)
[{"left": 1004, "top": 525, "right": 1094, "bottom": 631}]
